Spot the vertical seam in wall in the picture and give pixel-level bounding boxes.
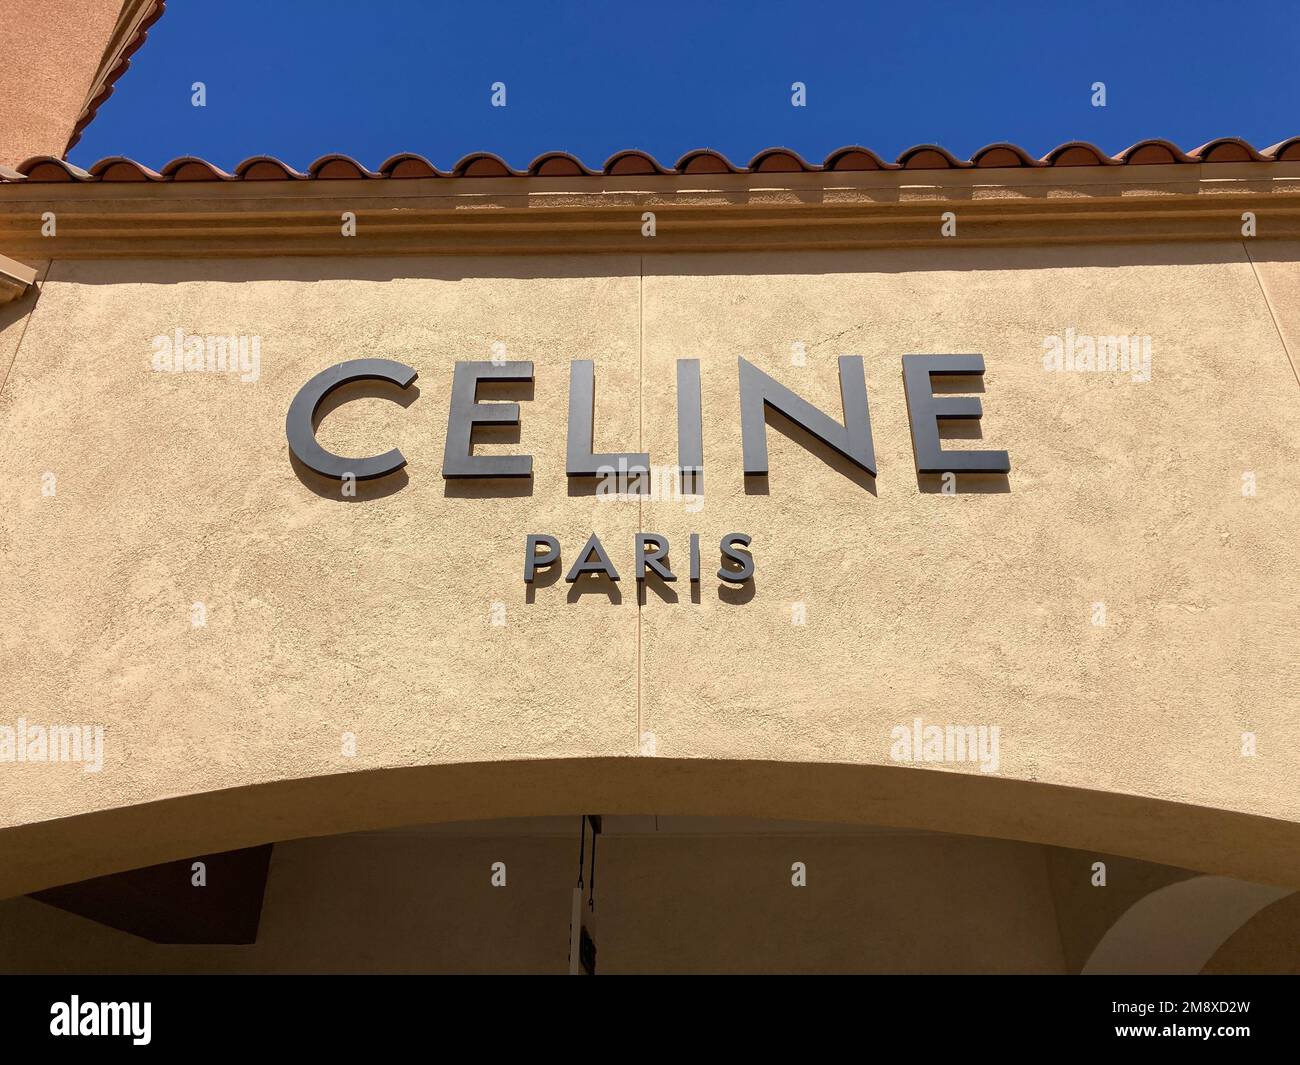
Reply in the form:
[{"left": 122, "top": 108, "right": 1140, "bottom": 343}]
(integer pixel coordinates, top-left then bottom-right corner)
[
  {"left": 0, "top": 260, "right": 52, "bottom": 403},
  {"left": 1244, "top": 241, "right": 1300, "bottom": 393},
  {"left": 636, "top": 256, "right": 644, "bottom": 751}
]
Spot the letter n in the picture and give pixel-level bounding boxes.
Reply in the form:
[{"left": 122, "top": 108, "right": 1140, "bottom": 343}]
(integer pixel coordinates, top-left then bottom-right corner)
[{"left": 738, "top": 356, "right": 876, "bottom": 479}]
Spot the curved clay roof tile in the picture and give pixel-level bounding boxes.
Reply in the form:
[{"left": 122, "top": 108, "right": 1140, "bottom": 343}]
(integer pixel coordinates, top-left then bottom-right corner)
[
  {"left": 528, "top": 152, "right": 594, "bottom": 177},
  {"left": 897, "top": 144, "right": 968, "bottom": 169},
  {"left": 971, "top": 143, "right": 1041, "bottom": 168},
  {"left": 675, "top": 149, "right": 738, "bottom": 174},
  {"left": 1188, "top": 138, "right": 1266, "bottom": 163},
  {"left": 822, "top": 146, "right": 894, "bottom": 171},
  {"left": 1118, "top": 139, "right": 1193, "bottom": 165},
  {"left": 748, "top": 148, "right": 815, "bottom": 173},
  {"left": 89, "top": 157, "right": 161, "bottom": 181},
  {"left": 1263, "top": 137, "right": 1300, "bottom": 161},
  {"left": 308, "top": 155, "right": 378, "bottom": 179},
  {"left": 235, "top": 157, "right": 306, "bottom": 180},
  {"left": 451, "top": 153, "right": 517, "bottom": 177},
  {"left": 17, "top": 157, "right": 92, "bottom": 182},
  {"left": 160, "top": 157, "right": 233, "bottom": 181},
  {"left": 1042, "top": 141, "right": 1117, "bottom": 167},
  {"left": 601, "top": 150, "right": 668, "bottom": 176},
  {"left": 66, "top": 1, "right": 168, "bottom": 153},
  {"left": 376, "top": 153, "right": 442, "bottom": 178},
  {"left": 13, "top": 138, "right": 1300, "bottom": 187}
]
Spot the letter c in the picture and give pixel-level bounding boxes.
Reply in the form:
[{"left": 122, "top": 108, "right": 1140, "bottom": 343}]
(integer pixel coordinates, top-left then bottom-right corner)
[{"left": 286, "top": 358, "right": 417, "bottom": 479}]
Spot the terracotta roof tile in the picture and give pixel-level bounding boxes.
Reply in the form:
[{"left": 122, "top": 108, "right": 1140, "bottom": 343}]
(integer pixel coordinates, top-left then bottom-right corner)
[
  {"left": 675, "top": 149, "right": 738, "bottom": 174},
  {"left": 308, "top": 155, "right": 379, "bottom": 180},
  {"left": 1116, "top": 139, "right": 1192, "bottom": 165},
  {"left": 1267, "top": 137, "right": 1300, "bottom": 161},
  {"left": 1041, "top": 142, "right": 1118, "bottom": 167},
  {"left": 1189, "top": 137, "right": 1267, "bottom": 162},
  {"left": 235, "top": 157, "right": 306, "bottom": 180},
  {"left": 452, "top": 152, "right": 516, "bottom": 177},
  {"left": 823, "top": 146, "right": 893, "bottom": 171},
  {"left": 377, "top": 153, "right": 442, "bottom": 179},
  {"left": 527, "top": 151, "right": 594, "bottom": 177},
  {"left": 19, "top": 159, "right": 92, "bottom": 182},
  {"left": 89, "top": 156, "right": 162, "bottom": 181},
  {"left": 16, "top": 138, "right": 1297, "bottom": 186},
  {"left": 971, "top": 143, "right": 1042, "bottom": 168},
  {"left": 897, "top": 144, "right": 970, "bottom": 169},
  {"left": 161, "top": 157, "right": 234, "bottom": 181},
  {"left": 748, "top": 148, "right": 813, "bottom": 172},
  {"left": 66, "top": 1, "right": 168, "bottom": 154},
  {"left": 602, "top": 150, "right": 669, "bottom": 175}
]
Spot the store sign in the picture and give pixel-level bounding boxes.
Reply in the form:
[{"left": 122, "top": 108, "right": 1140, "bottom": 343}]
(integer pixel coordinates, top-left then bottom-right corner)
[{"left": 286, "top": 355, "right": 1009, "bottom": 588}]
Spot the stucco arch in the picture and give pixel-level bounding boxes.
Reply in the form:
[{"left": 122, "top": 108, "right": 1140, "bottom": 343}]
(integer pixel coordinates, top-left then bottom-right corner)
[
  {"left": 5, "top": 759, "right": 1300, "bottom": 900},
  {"left": 1081, "top": 875, "right": 1295, "bottom": 974}
]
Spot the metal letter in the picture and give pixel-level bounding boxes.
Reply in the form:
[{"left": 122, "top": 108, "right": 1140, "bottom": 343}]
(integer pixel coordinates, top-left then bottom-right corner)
[
  {"left": 718, "top": 532, "right": 754, "bottom": 584},
  {"left": 524, "top": 534, "right": 560, "bottom": 583},
  {"left": 565, "top": 533, "right": 620, "bottom": 583},
  {"left": 676, "top": 359, "right": 703, "bottom": 492},
  {"left": 566, "top": 360, "right": 650, "bottom": 482},
  {"left": 443, "top": 361, "right": 534, "bottom": 478},
  {"left": 285, "top": 358, "right": 417, "bottom": 480},
  {"left": 739, "top": 356, "right": 876, "bottom": 478},
  {"left": 901, "top": 355, "right": 1010, "bottom": 474},
  {"left": 636, "top": 533, "right": 675, "bottom": 582}
]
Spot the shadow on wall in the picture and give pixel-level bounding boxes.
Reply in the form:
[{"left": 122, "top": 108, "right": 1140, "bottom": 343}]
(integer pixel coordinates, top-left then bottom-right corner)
[
  {"left": 289, "top": 377, "right": 420, "bottom": 501},
  {"left": 3, "top": 758, "right": 1300, "bottom": 903},
  {"left": 0, "top": 268, "right": 43, "bottom": 342},
  {"left": 36, "top": 241, "right": 1276, "bottom": 287}
]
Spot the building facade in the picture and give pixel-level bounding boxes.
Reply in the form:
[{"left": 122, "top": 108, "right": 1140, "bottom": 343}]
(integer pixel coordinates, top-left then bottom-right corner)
[{"left": 0, "top": 2, "right": 1297, "bottom": 973}]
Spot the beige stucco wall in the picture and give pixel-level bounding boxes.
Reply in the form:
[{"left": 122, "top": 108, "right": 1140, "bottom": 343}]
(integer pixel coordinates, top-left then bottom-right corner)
[
  {"left": 0, "top": 0, "right": 128, "bottom": 166},
  {"left": 1, "top": 241, "right": 1298, "bottom": 896}
]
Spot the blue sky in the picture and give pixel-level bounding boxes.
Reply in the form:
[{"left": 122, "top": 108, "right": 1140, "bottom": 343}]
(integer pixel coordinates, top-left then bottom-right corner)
[{"left": 70, "top": 0, "right": 1300, "bottom": 171}]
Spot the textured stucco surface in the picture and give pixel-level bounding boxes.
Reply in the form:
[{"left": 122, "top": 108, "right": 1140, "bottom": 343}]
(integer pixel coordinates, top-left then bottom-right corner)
[
  {"left": 0, "top": 244, "right": 1298, "bottom": 893},
  {"left": 0, "top": 0, "right": 125, "bottom": 165},
  {"left": 0, "top": 256, "right": 643, "bottom": 836},
  {"left": 638, "top": 243, "right": 1300, "bottom": 813},
  {"left": 1249, "top": 242, "right": 1300, "bottom": 378},
  {"left": 0, "top": 288, "right": 33, "bottom": 369}
]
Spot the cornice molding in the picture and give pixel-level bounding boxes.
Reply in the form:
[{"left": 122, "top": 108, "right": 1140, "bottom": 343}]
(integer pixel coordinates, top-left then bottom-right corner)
[
  {"left": 2, "top": 163, "right": 1299, "bottom": 261},
  {"left": 0, "top": 252, "right": 37, "bottom": 303}
]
